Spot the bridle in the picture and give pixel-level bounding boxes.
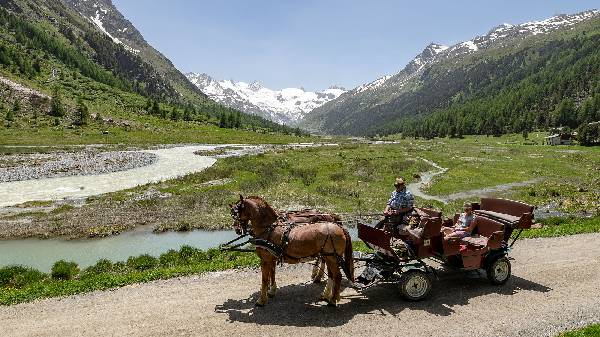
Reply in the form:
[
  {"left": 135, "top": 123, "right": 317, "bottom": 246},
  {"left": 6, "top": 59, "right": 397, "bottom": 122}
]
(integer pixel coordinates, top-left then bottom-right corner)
[{"left": 231, "top": 201, "right": 251, "bottom": 236}]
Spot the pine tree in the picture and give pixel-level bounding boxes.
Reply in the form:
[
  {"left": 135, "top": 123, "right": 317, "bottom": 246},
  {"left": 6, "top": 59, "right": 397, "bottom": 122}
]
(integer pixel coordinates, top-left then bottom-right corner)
[
  {"left": 151, "top": 101, "right": 161, "bottom": 116},
  {"left": 145, "top": 99, "right": 153, "bottom": 112},
  {"left": 49, "top": 90, "right": 65, "bottom": 117},
  {"left": 11, "top": 100, "right": 20, "bottom": 115},
  {"left": 233, "top": 111, "right": 241, "bottom": 128},
  {"left": 183, "top": 106, "right": 192, "bottom": 121},
  {"left": 219, "top": 112, "right": 227, "bottom": 128},
  {"left": 170, "top": 107, "right": 180, "bottom": 121},
  {"left": 5, "top": 103, "right": 14, "bottom": 126},
  {"left": 74, "top": 98, "right": 90, "bottom": 126}
]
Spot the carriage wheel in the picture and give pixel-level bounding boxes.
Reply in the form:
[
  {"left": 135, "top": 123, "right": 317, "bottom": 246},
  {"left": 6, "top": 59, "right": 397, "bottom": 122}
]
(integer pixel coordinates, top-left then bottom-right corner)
[
  {"left": 486, "top": 256, "right": 511, "bottom": 285},
  {"left": 398, "top": 270, "right": 432, "bottom": 301}
]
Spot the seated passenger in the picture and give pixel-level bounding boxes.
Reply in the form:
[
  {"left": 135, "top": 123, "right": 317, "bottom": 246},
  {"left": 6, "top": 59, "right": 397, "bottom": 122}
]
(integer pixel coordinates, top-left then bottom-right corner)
[{"left": 443, "top": 203, "right": 476, "bottom": 238}]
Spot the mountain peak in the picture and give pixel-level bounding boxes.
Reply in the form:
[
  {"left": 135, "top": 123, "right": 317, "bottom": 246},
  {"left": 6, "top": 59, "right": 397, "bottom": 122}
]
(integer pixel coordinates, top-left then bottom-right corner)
[
  {"left": 249, "top": 81, "right": 263, "bottom": 91},
  {"left": 186, "top": 73, "right": 346, "bottom": 125}
]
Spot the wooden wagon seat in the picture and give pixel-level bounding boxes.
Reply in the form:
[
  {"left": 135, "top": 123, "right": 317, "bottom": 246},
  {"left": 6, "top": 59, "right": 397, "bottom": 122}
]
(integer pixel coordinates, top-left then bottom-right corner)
[
  {"left": 405, "top": 216, "right": 443, "bottom": 258},
  {"left": 406, "top": 216, "right": 443, "bottom": 245},
  {"left": 460, "top": 216, "right": 505, "bottom": 250},
  {"left": 474, "top": 198, "right": 534, "bottom": 229}
]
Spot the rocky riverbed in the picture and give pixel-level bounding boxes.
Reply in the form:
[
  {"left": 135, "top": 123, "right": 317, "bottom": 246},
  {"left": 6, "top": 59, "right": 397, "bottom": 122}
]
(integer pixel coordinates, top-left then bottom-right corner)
[{"left": 0, "top": 150, "right": 157, "bottom": 182}]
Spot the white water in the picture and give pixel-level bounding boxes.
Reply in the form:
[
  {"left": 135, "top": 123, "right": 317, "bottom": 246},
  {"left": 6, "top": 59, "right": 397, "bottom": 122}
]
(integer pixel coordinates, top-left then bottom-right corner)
[{"left": 0, "top": 145, "right": 237, "bottom": 207}]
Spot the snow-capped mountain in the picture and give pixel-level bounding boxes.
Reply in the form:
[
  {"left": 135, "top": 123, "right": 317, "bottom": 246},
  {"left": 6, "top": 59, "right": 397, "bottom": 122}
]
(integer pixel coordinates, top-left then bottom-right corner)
[
  {"left": 346, "top": 10, "right": 598, "bottom": 100},
  {"left": 64, "top": 0, "right": 143, "bottom": 54},
  {"left": 64, "top": 0, "right": 209, "bottom": 103},
  {"left": 301, "top": 9, "right": 600, "bottom": 134},
  {"left": 187, "top": 73, "right": 345, "bottom": 125}
]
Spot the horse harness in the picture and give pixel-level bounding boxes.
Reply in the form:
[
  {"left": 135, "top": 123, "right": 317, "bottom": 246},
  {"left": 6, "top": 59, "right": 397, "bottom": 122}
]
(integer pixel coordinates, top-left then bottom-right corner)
[{"left": 228, "top": 206, "right": 353, "bottom": 279}]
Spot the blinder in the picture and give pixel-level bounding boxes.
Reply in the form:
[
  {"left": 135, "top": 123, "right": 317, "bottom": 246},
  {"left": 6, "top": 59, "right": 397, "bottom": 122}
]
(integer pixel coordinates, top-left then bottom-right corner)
[{"left": 231, "top": 201, "right": 250, "bottom": 235}]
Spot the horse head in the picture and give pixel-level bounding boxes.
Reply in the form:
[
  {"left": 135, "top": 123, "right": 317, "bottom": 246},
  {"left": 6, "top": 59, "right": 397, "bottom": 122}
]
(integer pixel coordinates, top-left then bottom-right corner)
[
  {"left": 229, "top": 195, "right": 278, "bottom": 236},
  {"left": 230, "top": 195, "right": 250, "bottom": 235}
]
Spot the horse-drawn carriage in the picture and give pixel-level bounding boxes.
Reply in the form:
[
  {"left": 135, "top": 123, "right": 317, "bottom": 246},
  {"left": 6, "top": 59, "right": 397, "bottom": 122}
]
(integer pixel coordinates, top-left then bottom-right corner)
[
  {"left": 225, "top": 195, "right": 534, "bottom": 306},
  {"left": 352, "top": 198, "right": 534, "bottom": 301}
]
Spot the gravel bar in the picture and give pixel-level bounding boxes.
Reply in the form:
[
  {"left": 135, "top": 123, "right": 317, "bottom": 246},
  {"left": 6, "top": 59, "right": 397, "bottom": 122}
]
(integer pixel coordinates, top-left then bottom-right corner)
[{"left": 0, "top": 150, "right": 157, "bottom": 182}]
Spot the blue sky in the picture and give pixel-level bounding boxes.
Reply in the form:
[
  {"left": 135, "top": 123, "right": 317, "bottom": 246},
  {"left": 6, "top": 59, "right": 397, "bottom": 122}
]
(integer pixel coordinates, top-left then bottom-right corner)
[{"left": 113, "top": 0, "right": 598, "bottom": 91}]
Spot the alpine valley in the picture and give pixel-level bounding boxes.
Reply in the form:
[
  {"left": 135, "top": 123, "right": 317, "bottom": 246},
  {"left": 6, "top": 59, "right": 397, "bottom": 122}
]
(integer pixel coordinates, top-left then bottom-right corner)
[{"left": 300, "top": 10, "right": 600, "bottom": 138}]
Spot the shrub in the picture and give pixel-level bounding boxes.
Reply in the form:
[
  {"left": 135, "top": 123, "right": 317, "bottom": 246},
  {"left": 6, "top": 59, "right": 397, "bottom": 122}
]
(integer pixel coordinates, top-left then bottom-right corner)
[
  {"left": 126, "top": 254, "right": 158, "bottom": 271},
  {"left": 159, "top": 250, "right": 181, "bottom": 267},
  {"left": 541, "top": 217, "right": 570, "bottom": 227},
  {"left": 179, "top": 245, "right": 207, "bottom": 263},
  {"left": 51, "top": 260, "right": 79, "bottom": 280},
  {"left": 0, "top": 265, "right": 46, "bottom": 288},
  {"left": 329, "top": 172, "right": 345, "bottom": 182},
  {"left": 291, "top": 167, "right": 317, "bottom": 186},
  {"left": 82, "top": 259, "right": 113, "bottom": 276}
]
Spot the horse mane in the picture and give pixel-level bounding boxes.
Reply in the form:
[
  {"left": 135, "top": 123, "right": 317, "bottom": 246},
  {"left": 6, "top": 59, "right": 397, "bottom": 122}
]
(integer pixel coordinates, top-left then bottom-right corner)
[{"left": 245, "top": 195, "right": 279, "bottom": 220}]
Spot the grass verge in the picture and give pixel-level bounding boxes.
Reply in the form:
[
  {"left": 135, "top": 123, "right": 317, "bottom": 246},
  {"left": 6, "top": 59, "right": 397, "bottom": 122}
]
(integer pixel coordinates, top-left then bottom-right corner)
[
  {"left": 2, "top": 215, "right": 598, "bottom": 305},
  {"left": 559, "top": 324, "right": 600, "bottom": 337},
  {"left": 0, "top": 242, "right": 371, "bottom": 305},
  {"left": 519, "top": 216, "right": 600, "bottom": 239}
]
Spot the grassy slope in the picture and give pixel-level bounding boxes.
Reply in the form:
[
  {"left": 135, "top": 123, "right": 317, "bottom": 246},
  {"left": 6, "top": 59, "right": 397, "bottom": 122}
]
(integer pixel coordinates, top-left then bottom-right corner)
[{"left": 0, "top": 4, "right": 305, "bottom": 145}]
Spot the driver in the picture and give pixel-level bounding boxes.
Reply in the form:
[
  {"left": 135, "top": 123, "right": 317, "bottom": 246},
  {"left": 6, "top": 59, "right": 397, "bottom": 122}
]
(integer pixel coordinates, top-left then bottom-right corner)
[{"left": 382, "top": 177, "right": 415, "bottom": 235}]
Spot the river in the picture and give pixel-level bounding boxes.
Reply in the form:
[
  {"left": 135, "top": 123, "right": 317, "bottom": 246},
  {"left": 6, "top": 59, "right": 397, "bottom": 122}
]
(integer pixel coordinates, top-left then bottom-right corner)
[{"left": 0, "top": 143, "right": 358, "bottom": 272}]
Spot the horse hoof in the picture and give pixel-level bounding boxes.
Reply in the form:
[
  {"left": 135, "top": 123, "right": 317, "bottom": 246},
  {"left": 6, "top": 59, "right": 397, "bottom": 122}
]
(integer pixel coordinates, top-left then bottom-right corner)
[
  {"left": 313, "top": 279, "right": 322, "bottom": 284},
  {"left": 255, "top": 302, "right": 265, "bottom": 307},
  {"left": 268, "top": 293, "right": 275, "bottom": 298},
  {"left": 326, "top": 301, "right": 337, "bottom": 307}
]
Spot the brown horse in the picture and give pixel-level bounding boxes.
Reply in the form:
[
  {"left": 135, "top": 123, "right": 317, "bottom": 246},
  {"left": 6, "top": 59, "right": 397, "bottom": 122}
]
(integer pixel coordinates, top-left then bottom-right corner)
[{"left": 230, "top": 195, "right": 354, "bottom": 307}]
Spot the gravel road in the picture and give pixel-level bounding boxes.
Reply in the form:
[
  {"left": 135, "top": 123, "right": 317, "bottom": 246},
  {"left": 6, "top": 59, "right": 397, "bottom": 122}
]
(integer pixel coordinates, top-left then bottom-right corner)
[{"left": 2, "top": 233, "right": 599, "bottom": 337}]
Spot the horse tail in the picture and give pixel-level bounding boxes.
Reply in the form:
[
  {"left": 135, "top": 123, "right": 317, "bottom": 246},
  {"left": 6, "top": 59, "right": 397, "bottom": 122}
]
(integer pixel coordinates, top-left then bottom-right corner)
[{"left": 342, "top": 227, "right": 354, "bottom": 282}]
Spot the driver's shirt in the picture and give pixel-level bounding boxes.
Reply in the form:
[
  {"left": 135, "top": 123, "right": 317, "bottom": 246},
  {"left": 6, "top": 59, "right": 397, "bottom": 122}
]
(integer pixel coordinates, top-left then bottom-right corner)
[{"left": 387, "top": 188, "right": 414, "bottom": 212}]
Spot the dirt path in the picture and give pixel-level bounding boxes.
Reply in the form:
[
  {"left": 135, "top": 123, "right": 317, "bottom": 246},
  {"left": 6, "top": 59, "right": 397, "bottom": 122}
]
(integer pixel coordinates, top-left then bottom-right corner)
[
  {"left": 409, "top": 158, "right": 539, "bottom": 203},
  {"left": 2, "top": 233, "right": 599, "bottom": 337}
]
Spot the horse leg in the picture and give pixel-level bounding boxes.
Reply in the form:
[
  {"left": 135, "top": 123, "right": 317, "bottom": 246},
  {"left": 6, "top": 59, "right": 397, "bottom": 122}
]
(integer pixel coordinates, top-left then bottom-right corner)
[
  {"left": 319, "top": 257, "right": 337, "bottom": 303},
  {"left": 311, "top": 258, "right": 325, "bottom": 283},
  {"left": 331, "top": 264, "right": 342, "bottom": 304},
  {"left": 268, "top": 261, "right": 277, "bottom": 297},
  {"left": 256, "top": 255, "right": 271, "bottom": 307},
  {"left": 321, "top": 256, "right": 342, "bottom": 306}
]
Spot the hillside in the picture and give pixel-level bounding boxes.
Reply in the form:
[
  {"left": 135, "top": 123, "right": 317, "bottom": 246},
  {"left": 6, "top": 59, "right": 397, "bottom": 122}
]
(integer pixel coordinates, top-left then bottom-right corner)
[
  {"left": 0, "top": 0, "right": 304, "bottom": 144},
  {"left": 187, "top": 73, "right": 345, "bottom": 125},
  {"left": 300, "top": 10, "right": 600, "bottom": 138}
]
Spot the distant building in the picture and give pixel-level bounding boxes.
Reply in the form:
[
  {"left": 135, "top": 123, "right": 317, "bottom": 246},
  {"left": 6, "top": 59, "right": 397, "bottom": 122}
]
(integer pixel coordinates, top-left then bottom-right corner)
[{"left": 546, "top": 133, "right": 574, "bottom": 146}]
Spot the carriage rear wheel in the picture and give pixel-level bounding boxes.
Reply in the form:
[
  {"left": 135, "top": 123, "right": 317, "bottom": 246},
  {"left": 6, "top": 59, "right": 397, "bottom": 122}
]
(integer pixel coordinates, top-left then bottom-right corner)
[
  {"left": 486, "top": 256, "right": 511, "bottom": 285},
  {"left": 398, "top": 270, "right": 432, "bottom": 301}
]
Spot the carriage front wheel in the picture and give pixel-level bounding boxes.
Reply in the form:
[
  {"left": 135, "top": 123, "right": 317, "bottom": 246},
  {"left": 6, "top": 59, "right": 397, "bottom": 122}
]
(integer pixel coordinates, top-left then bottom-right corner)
[
  {"left": 398, "top": 270, "right": 432, "bottom": 301},
  {"left": 486, "top": 256, "right": 511, "bottom": 285}
]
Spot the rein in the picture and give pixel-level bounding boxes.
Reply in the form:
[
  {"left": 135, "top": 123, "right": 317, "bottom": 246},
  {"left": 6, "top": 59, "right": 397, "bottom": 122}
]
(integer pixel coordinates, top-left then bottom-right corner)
[{"left": 218, "top": 233, "right": 255, "bottom": 253}]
